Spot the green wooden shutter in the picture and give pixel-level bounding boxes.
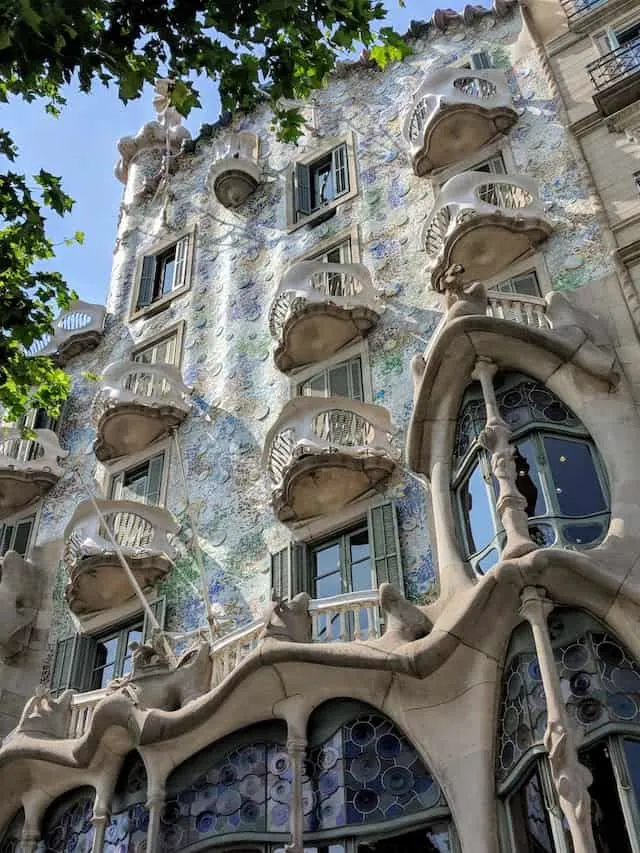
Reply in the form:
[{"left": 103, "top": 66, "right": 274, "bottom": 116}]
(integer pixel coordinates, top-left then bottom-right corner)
[
  {"left": 291, "top": 542, "right": 312, "bottom": 596},
  {"left": 145, "top": 453, "right": 164, "bottom": 505},
  {"left": 172, "top": 235, "right": 189, "bottom": 291},
  {"left": 50, "top": 635, "right": 97, "bottom": 695},
  {"left": 12, "top": 517, "right": 34, "bottom": 556},
  {"left": 368, "top": 501, "right": 404, "bottom": 594},
  {"left": 143, "top": 597, "right": 167, "bottom": 642},
  {"left": 137, "top": 255, "right": 156, "bottom": 308},
  {"left": 331, "top": 143, "right": 349, "bottom": 196},
  {"left": 296, "top": 163, "right": 312, "bottom": 217},
  {"left": 270, "top": 547, "right": 291, "bottom": 600},
  {"left": 470, "top": 50, "right": 492, "bottom": 69}
]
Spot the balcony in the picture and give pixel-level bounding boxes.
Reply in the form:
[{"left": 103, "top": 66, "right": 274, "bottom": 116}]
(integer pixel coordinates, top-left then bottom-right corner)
[
  {"left": 587, "top": 38, "right": 640, "bottom": 115},
  {"left": 206, "top": 131, "right": 260, "bottom": 208},
  {"left": 91, "top": 361, "right": 191, "bottom": 462},
  {"left": 269, "top": 260, "right": 381, "bottom": 373},
  {"left": 486, "top": 292, "right": 551, "bottom": 329},
  {"left": 63, "top": 499, "right": 179, "bottom": 615},
  {"left": 27, "top": 301, "right": 105, "bottom": 365},
  {"left": 423, "top": 171, "right": 553, "bottom": 292},
  {"left": 403, "top": 68, "right": 518, "bottom": 176},
  {"left": 0, "top": 429, "right": 68, "bottom": 514},
  {"left": 66, "top": 589, "right": 382, "bottom": 737},
  {"left": 264, "top": 397, "right": 397, "bottom": 524}
]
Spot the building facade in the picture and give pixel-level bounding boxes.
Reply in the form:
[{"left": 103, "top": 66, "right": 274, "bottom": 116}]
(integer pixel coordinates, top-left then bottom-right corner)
[{"left": 1, "top": 0, "right": 640, "bottom": 850}]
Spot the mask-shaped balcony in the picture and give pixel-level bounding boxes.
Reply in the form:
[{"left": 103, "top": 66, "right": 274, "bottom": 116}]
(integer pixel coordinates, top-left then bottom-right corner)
[
  {"left": 269, "top": 261, "right": 381, "bottom": 373},
  {"left": 27, "top": 301, "right": 106, "bottom": 365},
  {"left": 264, "top": 397, "right": 397, "bottom": 524},
  {"left": 91, "top": 362, "right": 191, "bottom": 462},
  {"left": 403, "top": 69, "right": 518, "bottom": 176},
  {"left": 206, "top": 131, "right": 260, "bottom": 208},
  {"left": 423, "top": 171, "right": 553, "bottom": 292},
  {"left": 0, "top": 429, "right": 68, "bottom": 514},
  {"left": 63, "top": 499, "right": 179, "bottom": 615}
]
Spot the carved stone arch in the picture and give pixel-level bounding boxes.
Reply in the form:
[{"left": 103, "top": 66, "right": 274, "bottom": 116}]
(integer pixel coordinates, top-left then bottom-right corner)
[
  {"left": 407, "top": 313, "right": 640, "bottom": 604},
  {"left": 104, "top": 751, "right": 149, "bottom": 852}
]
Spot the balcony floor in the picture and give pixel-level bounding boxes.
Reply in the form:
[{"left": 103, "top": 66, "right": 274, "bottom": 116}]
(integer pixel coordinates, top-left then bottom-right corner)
[
  {"left": 94, "top": 403, "right": 187, "bottom": 462},
  {"left": 66, "top": 553, "right": 172, "bottom": 615},
  {"left": 0, "top": 469, "right": 59, "bottom": 515}
]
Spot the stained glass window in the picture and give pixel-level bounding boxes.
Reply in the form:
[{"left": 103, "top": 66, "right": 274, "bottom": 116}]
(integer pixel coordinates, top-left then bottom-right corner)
[
  {"left": 160, "top": 738, "right": 290, "bottom": 851},
  {"left": 103, "top": 752, "right": 149, "bottom": 853},
  {"left": 0, "top": 810, "right": 24, "bottom": 853},
  {"left": 306, "top": 712, "right": 446, "bottom": 832},
  {"left": 41, "top": 788, "right": 95, "bottom": 853},
  {"left": 453, "top": 374, "right": 609, "bottom": 572}
]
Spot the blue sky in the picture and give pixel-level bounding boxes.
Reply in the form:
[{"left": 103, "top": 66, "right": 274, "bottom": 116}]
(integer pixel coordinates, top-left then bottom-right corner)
[{"left": 5, "top": 1, "right": 436, "bottom": 306}]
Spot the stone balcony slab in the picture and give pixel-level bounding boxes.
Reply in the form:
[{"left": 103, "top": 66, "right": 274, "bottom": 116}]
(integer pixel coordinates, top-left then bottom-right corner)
[
  {"left": 0, "top": 429, "right": 68, "bottom": 515},
  {"left": 27, "top": 301, "right": 105, "bottom": 366}
]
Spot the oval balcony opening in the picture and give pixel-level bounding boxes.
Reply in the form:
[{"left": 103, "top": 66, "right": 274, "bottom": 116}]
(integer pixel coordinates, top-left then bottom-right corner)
[
  {"left": 63, "top": 499, "right": 179, "bottom": 615},
  {"left": 423, "top": 171, "right": 553, "bottom": 291},
  {"left": 269, "top": 261, "right": 381, "bottom": 373},
  {"left": 264, "top": 397, "right": 397, "bottom": 524},
  {"left": 27, "top": 300, "right": 106, "bottom": 365},
  {"left": 92, "top": 361, "right": 191, "bottom": 462},
  {"left": 403, "top": 68, "right": 518, "bottom": 175}
]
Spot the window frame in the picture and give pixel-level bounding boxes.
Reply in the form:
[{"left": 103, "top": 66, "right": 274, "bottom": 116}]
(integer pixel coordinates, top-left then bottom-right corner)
[
  {"left": 129, "top": 227, "right": 196, "bottom": 321},
  {"left": 287, "top": 133, "right": 359, "bottom": 231},
  {"left": 0, "top": 506, "right": 38, "bottom": 558},
  {"left": 130, "top": 320, "right": 185, "bottom": 368},
  {"left": 486, "top": 254, "right": 552, "bottom": 297},
  {"left": 431, "top": 141, "right": 516, "bottom": 188},
  {"left": 104, "top": 439, "right": 171, "bottom": 510},
  {"left": 293, "top": 347, "right": 371, "bottom": 404},
  {"left": 88, "top": 617, "right": 144, "bottom": 690}
]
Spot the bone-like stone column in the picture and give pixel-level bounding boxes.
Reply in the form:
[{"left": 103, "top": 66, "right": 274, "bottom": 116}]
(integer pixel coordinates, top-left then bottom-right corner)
[
  {"left": 285, "top": 735, "right": 307, "bottom": 853},
  {"left": 90, "top": 812, "right": 109, "bottom": 853},
  {"left": 520, "top": 586, "right": 597, "bottom": 853},
  {"left": 471, "top": 357, "right": 536, "bottom": 559},
  {"left": 20, "top": 830, "right": 42, "bottom": 853},
  {"left": 145, "top": 787, "right": 166, "bottom": 853}
]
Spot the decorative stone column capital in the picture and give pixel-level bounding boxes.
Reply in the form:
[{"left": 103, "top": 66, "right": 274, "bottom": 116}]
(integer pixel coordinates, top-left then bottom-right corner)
[
  {"left": 287, "top": 735, "right": 308, "bottom": 754},
  {"left": 519, "top": 585, "right": 554, "bottom": 626},
  {"left": 471, "top": 355, "right": 498, "bottom": 384},
  {"left": 146, "top": 788, "right": 166, "bottom": 809}
]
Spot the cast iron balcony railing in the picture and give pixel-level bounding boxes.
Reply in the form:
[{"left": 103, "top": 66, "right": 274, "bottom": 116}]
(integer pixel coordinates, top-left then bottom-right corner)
[
  {"left": 91, "top": 361, "right": 191, "bottom": 462},
  {"left": 0, "top": 429, "right": 68, "bottom": 514},
  {"left": 63, "top": 498, "right": 179, "bottom": 616},
  {"left": 66, "top": 588, "right": 382, "bottom": 736},
  {"left": 27, "top": 301, "right": 106, "bottom": 365},
  {"left": 587, "top": 37, "right": 640, "bottom": 115},
  {"left": 560, "top": 0, "right": 607, "bottom": 25},
  {"left": 403, "top": 68, "right": 518, "bottom": 175},
  {"left": 264, "top": 397, "right": 397, "bottom": 524},
  {"left": 423, "top": 171, "right": 553, "bottom": 292},
  {"left": 269, "top": 260, "right": 381, "bottom": 373}
]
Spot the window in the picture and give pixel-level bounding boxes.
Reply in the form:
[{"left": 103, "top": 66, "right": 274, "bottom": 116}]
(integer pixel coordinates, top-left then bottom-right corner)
[
  {"left": 290, "top": 137, "right": 357, "bottom": 227},
  {"left": 634, "top": 170, "right": 640, "bottom": 194},
  {"left": 110, "top": 452, "right": 165, "bottom": 506},
  {"left": 307, "top": 235, "right": 354, "bottom": 295},
  {"left": 132, "top": 330, "right": 179, "bottom": 366},
  {"left": 606, "top": 20, "right": 640, "bottom": 49},
  {"left": 133, "top": 232, "right": 192, "bottom": 315},
  {"left": 453, "top": 374, "right": 609, "bottom": 574},
  {"left": 50, "top": 599, "right": 165, "bottom": 694},
  {"left": 298, "top": 355, "right": 365, "bottom": 401},
  {"left": 41, "top": 789, "right": 95, "bottom": 853},
  {"left": 470, "top": 152, "right": 506, "bottom": 174},
  {"left": 492, "top": 270, "right": 541, "bottom": 297},
  {"left": 0, "top": 512, "right": 35, "bottom": 557}
]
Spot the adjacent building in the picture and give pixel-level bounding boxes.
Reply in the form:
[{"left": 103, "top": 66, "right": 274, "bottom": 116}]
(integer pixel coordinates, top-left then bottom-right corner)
[{"left": 1, "top": 0, "right": 640, "bottom": 850}]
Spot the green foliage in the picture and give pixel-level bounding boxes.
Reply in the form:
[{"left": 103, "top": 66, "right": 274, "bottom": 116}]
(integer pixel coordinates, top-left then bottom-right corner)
[{"left": 0, "top": 0, "right": 408, "bottom": 421}]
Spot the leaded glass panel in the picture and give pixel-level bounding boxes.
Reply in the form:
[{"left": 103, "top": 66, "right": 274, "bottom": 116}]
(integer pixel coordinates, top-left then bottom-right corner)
[
  {"left": 159, "top": 741, "right": 290, "bottom": 851},
  {"left": 42, "top": 790, "right": 95, "bottom": 853},
  {"left": 104, "top": 752, "right": 149, "bottom": 853},
  {"left": 307, "top": 713, "right": 445, "bottom": 831},
  {"left": 0, "top": 810, "right": 24, "bottom": 853}
]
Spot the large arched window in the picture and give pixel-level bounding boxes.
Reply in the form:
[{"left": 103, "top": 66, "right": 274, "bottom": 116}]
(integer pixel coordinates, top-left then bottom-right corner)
[
  {"left": 104, "top": 752, "right": 149, "bottom": 853},
  {"left": 453, "top": 373, "right": 610, "bottom": 574},
  {"left": 41, "top": 787, "right": 95, "bottom": 853},
  {"left": 497, "top": 609, "right": 640, "bottom": 853}
]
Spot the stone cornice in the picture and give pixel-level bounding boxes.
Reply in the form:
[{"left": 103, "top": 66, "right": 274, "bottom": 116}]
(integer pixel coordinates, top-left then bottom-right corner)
[
  {"left": 570, "top": 110, "right": 602, "bottom": 137},
  {"left": 605, "top": 100, "right": 640, "bottom": 143}
]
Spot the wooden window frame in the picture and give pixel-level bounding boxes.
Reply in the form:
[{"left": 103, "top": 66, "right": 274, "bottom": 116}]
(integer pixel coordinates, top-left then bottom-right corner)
[
  {"left": 104, "top": 438, "right": 171, "bottom": 509},
  {"left": 130, "top": 321, "right": 185, "bottom": 368},
  {"left": 129, "top": 227, "right": 196, "bottom": 321},
  {"left": 485, "top": 253, "right": 552, "bottom": 297}
]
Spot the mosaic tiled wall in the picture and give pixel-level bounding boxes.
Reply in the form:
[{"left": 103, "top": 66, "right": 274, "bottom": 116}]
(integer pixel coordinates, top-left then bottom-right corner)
[{"left": 37, "top": 6, "right": 615, "bottom": 651}]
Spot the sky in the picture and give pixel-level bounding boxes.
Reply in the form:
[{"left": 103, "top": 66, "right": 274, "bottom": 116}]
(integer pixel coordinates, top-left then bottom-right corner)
[{"left": 5, "top": 1, "right": 436, "bottom": 307}]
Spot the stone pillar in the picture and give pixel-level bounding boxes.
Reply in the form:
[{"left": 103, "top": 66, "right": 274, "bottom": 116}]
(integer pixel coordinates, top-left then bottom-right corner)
[
  {"left": 519, "top": 586, "right": 597, "bottom": 853},
  {"left": 145, "top": 788, "right": 165, "bottom": 853},
  {"left": 285, "top": 735, "right": 307, "bottom": 853},
  {"left": 19, "top": 830, "right": 42, "bottom": 853},
  {"left": 471, "top": 357, "right": 536, "bottom": 559},
  {"left": 90, "top": 812, "right": 109, "bottom": 853}
]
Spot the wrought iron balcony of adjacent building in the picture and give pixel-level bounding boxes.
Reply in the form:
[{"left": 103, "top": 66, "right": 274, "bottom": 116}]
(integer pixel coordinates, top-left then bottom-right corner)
[
  {"left": 559, "top": 0, "right": 608, "bottom": 27},
  {"left": 0, "top": 429, "right": 68, "bottom": 515},
  {"left": 63, "top": 499, "right": 179, "bottom": 615},
  {"left": 264, "top": 397, "right": 398, "bottom": 524},
  {"left": 91, "top": 361, "right": 192, "bottom": 462},
  {"left": 268, "top": 261, "right": 382, "bottom": 373},
  {"left": 403, "top": 68, "right": 518, "bottom": 176},
  {"left": 587, "top": 37, "right": 640, "bottom": 116},
  {"left": 27, "top": 301, "right": 106, "bottom": 365},
  {"left": 423, "top": 171, "right": 553, "bottom": 292}
]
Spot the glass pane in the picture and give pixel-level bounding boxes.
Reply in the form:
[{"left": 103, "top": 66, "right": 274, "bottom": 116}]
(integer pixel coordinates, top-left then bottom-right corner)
[
  {"left": 508, "top": 767, "right": 556, "bottom": 853},
  {"left": 459, "top": 461, "right": 496, "bottom": 555},
  {"left": 301, "top": 372, "right": 328, "bottom": 397},
  {"left": 581, "top": 741, "right": 632, "bottom": 853},
  {"left": 349, "top": 529, "right": 372, "bottom": 591},
  {"left": 512, "top": 272, "right": 541, "bottom": 296},
  {"left": 350, "top": 529, "right": 370, "bottom": 563},
  {"left": 328, "top": 363, "right": 350, "bottom": 398},
  {"left": 350, "top": 357, "right": 364, "bottom": 402},
  {"left": 514, "top": 439, "right": 546, "bottom": 517},
  {"left": 623, "top": 739, "right": 640, "bottom": 813},
  {"left": 314, "top": 542, "right": 340, "bottom": 578},
  {"left": 97, "top": 636, "right": 118, "bottom": 666},
  {"left": 357, "top": 822, "right": 451, "bottom": 852},
  {"left": 543, "top": 436, "right": 607, "bottom": 517},
  {"left": 476, "top": 548, "right": 499, "bottom": 574},
  {"left": 161, "top": 252, "right": 175, "bottom": 295},
  {"left": 98, "top": 664, "right": 116, "bottom": 688},
  {"left": 315, "top": 570, "right": 342, "bottom": 599},
  {"left": 326, "top": 247, "right": 342, "bottom": 264}
]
